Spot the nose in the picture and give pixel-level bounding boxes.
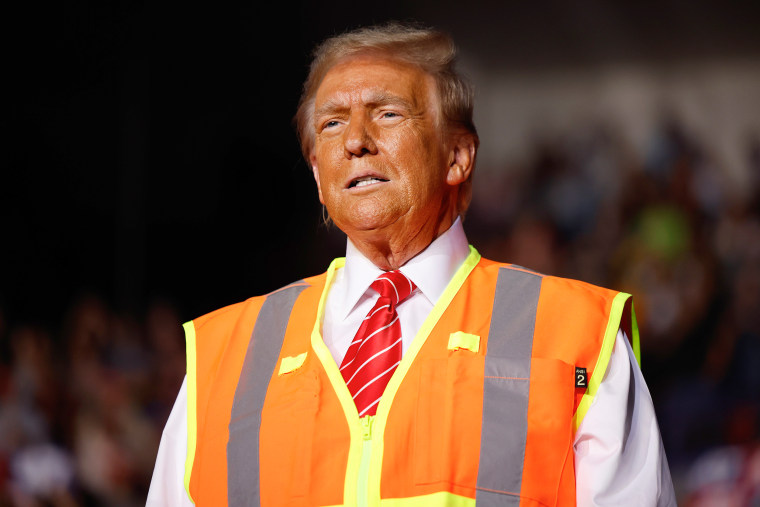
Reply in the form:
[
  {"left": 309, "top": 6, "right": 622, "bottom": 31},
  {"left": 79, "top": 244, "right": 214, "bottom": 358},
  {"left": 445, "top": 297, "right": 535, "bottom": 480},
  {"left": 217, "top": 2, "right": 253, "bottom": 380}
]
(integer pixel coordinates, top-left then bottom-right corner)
[{"left": 343, "top": 113, "right": 378, "bottom": 158}]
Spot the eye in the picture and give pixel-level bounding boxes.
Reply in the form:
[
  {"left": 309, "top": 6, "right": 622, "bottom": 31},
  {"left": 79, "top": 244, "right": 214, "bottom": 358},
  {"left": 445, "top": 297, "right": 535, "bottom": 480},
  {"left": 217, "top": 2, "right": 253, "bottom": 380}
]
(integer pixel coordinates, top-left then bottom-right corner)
[
  {"left": 381, "top": 111, "right": 400, "bottom": 119},
  {"left": 318, "top": 119, "right": 343, "bottom": 133}
]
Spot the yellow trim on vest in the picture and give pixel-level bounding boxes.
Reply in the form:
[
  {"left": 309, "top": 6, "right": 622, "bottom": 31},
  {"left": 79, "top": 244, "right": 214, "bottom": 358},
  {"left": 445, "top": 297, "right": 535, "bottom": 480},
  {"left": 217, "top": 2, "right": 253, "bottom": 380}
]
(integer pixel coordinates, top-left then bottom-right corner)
[
  {"left": 379, "top": 491, "right": 475, "bottom": 506},
  {"left": 322, "top": 494, "right": 475, "bottom": 507},
  {"left": 573, "top": 292, "right": 631, "bottom": 432},
  {"left": 309, "top": 257, "right": 369, "bottom": 506},
  {"left": 183, "top": 320, "right": 198, "bottom": 504},
  {"left": 631, "top": 303, "right": 641, "bottom": 367},
  {"left": 278, "top": 352, "right": 308, "bottom": 375},
  {"left": 447, "top": 331, "right": 481, "bottom": 353},
  {"left": 367, "top": 246, "right": 482, "bottom": 506},
  {"left": 310, "top": 249, "right": 482, "bottom": 506}
]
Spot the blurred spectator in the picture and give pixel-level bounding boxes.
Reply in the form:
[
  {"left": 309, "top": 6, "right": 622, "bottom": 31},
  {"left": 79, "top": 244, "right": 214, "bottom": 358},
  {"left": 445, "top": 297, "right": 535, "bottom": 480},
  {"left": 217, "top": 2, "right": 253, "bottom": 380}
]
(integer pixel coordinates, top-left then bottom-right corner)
[
  {"left": 682, "top": 444, "right": 760, "bottom": 506},
  {"left": 1, "top": 296, "right": 181, "bottom": 505},
  {"left": 468, "top": 118, "right": 760, "bottom": 504}
]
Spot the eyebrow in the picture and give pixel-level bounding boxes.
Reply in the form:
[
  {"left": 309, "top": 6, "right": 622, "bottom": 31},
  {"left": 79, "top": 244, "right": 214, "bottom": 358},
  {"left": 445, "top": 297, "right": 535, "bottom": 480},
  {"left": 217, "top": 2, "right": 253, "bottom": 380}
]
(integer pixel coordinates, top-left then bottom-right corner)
[{"left": 314, "top": 90, "right": 415, "bottom": 119}]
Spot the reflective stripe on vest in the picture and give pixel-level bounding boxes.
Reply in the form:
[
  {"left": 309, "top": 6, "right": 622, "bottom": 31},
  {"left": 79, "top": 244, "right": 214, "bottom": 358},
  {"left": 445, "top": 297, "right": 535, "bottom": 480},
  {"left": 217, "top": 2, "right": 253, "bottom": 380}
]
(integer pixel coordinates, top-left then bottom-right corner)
[
  {"left": 476, "top": 267, "right": 542, "bottom": 504},
  {"left": 187, "top": 253, "right": 634, "bottom": 506},
  {"left": 228, "top": 282, "right": 308, "bottom": 506}
]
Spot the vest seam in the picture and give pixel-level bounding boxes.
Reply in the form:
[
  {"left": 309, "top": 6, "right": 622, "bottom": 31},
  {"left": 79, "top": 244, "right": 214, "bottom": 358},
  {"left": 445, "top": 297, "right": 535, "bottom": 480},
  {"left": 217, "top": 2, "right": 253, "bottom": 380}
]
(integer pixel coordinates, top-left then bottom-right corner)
[
  {"left": 475, "top": 486, "right": 552, "bottom": 507},
  {"left": 502, "top": 265, "right": 545, "bottom": 278},
  {"left": 477, "top": 265, "right": 538, "bottom": 501},
  {"left": 266, "top": 280, "right": 310, "bottom": 296},
  {"left": 475, "top": 485, "right": 520, "bottom": 496}
]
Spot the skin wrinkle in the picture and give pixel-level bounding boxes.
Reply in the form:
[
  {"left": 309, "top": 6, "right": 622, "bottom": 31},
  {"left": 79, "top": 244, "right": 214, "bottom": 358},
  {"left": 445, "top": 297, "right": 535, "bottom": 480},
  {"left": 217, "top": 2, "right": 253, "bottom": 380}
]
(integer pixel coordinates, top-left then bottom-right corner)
[
  {"left": 310, "top": 55, "right": 475, "bottom": 270},
  {"left": 314, "top": 90, "right": 421, "bottom": 127}
]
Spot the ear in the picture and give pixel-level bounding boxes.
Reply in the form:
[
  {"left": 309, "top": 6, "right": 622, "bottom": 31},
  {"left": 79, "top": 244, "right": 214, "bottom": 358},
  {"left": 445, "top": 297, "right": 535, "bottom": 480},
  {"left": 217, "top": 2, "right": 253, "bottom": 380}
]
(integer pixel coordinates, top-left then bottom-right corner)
[
  {"left": 310, "top": 154, "right": 325, "bottom": 204},
  {"left": 446, "top": 133, "right": 476, "bottom": 186}
]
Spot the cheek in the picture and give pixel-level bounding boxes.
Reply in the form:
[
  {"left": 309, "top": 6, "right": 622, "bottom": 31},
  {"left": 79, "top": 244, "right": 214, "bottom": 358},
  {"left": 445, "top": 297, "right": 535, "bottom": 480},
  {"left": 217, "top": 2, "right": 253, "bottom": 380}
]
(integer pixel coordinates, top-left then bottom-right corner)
[
  {"left": 398, "top": 137, "right": 447, "bottom": 186},
  {"left": 383, "top": 134, "right": 406, "bottom": 156},
  {"left": 314, "top": 146, "right": 341, "bottom": 182},
  {"left": 386, "top": 129, "right": 430, "bottom": 170}
]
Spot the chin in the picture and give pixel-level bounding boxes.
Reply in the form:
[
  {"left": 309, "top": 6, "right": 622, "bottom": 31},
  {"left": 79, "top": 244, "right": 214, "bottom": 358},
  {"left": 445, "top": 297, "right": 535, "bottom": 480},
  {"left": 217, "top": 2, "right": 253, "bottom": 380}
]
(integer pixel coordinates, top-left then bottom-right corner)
[
  {"left": 334, "top": 206, "right": 400, "bottom": 233},
  {"left": 341, "top": 218, "right": 391, "bottom": 234}
]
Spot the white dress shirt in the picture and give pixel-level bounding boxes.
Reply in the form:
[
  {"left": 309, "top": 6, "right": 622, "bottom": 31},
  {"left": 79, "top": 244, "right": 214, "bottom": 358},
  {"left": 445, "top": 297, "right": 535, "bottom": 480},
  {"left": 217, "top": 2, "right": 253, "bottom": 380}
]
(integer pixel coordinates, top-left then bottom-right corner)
[{"left": 147, "top": 218, "right": 675, "bottom": 506}]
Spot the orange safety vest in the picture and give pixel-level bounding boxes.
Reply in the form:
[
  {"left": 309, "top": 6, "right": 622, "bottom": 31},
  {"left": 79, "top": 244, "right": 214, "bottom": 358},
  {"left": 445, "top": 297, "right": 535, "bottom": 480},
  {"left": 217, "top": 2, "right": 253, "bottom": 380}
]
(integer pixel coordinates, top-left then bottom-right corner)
[{"left": 183, "top": 248, "right": 640, "bottom": 506}]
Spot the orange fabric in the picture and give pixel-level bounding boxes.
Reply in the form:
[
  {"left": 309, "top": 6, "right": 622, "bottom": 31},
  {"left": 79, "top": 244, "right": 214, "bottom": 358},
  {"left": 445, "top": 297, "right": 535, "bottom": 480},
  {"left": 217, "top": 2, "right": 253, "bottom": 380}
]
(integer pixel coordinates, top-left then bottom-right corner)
[
  {"left": 532, "top": 276, "right": 617, "bottom": 415},
  {"left": 190, "top": 298, "right": 265, "bottom": 505},
  {"left": 189, "top": 276, "right": 352, "bottom": 506},
  {"left": 518, "top": 276, "right": 619, "bottom": 505},
  {"left": 188, "top": 258, "right": 626, "bottom": 506},
  {"left": 382, "top": 259, "right": 499, "bottom": 500},
  {"left": 258, "top": 276, "right": 351, "bottom": 506}
]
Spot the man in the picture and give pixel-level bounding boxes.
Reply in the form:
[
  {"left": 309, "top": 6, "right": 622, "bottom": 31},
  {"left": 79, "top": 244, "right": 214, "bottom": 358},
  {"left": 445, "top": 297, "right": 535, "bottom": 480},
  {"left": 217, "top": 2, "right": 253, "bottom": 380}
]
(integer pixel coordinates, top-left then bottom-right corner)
[{"left": 148, "top": 23, "right": 675, "bottom": 506}]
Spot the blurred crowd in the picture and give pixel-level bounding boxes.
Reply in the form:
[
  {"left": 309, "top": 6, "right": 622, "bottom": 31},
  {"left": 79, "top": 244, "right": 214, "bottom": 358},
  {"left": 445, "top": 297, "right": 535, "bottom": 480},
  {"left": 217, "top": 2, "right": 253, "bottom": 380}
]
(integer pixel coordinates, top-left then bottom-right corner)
[
  {"left": 470, "top": 117, "right": 760, "bottom": 504},
  {"left": 1, "top": 117, "right": 759, "bottom": 505},
  {"left": 0, "top": 298, "right": 185, "bottom": 506}
]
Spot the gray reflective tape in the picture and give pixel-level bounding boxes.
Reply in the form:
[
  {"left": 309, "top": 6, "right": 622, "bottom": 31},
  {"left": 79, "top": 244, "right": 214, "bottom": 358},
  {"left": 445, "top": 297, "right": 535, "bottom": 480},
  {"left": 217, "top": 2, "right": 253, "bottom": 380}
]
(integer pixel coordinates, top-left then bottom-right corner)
[
  {"left": 475, "top": 490, "right": 521, "bottom": 506},
  {"left": 227, "top": 282, "right": 308, "bottom": 506},
  {"left": 476, "top": 268, "right": 542, "bottom": 502},
  {"left": 484, "top": 268, "right": 541, "bottom": 368}
]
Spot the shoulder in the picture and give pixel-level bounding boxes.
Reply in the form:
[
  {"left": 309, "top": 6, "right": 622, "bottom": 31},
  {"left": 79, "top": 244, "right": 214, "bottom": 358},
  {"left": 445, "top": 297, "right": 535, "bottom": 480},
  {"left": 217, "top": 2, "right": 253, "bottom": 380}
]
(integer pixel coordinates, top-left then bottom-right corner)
[
  {"left": 191, "top": 272, "right": 330, "bottom": 332},
  {"left": 476, "top": 257, "right": 631, "bottom": 372},
  {"left": 475, "top": 256, "right": 623, "bottom": 303},
  {"left": 474, "top": 257, "right": 628, "bottom": 343}
]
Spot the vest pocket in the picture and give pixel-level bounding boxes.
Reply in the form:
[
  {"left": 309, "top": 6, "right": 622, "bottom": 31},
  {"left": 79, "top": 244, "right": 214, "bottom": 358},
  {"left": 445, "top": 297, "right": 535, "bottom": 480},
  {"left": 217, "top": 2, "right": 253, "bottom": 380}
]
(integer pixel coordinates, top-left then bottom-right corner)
[
  {"left": 413, "top": 354, "right": 574, "bottom": 503},
  {"left": 477, "top": 356, "right": 574, "bottom": 506},
  {"left": 413, "top": 354, "right": 485, "bottom": 489}
]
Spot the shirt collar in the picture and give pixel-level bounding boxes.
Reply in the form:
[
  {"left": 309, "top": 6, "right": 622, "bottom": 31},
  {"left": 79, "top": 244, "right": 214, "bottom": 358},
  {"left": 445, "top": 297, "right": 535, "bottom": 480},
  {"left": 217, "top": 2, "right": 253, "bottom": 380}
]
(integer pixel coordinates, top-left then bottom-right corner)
[{"left": 337, "top": 216, "right": 470, "bottom": 321}]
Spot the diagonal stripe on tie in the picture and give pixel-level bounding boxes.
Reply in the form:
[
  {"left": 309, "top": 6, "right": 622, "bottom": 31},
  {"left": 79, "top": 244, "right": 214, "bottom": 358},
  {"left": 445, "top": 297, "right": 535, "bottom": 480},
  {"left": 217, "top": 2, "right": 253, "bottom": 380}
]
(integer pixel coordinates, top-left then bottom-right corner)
[
  {"left": 339, "top": 270, "right": 416, "bottom": 417},
  {"left": 344, "top": 335, "right": 403, "bottom": 386}
]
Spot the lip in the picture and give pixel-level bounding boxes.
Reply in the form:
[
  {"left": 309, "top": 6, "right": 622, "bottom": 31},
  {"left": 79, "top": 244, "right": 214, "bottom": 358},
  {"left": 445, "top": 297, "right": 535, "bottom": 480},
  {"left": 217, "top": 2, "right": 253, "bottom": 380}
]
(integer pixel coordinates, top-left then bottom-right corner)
[{"left": 344, "top": 170, "right": 390, "bottom": 190}]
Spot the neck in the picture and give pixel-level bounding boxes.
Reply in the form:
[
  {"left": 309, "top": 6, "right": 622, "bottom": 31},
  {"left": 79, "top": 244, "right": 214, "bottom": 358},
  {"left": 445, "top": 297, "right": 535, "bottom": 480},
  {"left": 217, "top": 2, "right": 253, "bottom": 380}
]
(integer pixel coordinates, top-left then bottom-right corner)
[{"left": 348, "top": 212, "right": 457, "bottom": 271}]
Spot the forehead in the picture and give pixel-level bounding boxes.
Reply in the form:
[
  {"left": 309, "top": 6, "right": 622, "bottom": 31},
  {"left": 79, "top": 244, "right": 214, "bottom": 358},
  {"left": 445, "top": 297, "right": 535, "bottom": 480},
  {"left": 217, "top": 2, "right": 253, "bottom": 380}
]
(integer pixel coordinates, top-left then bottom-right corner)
[{"left": 314, "top": 55, "right": 437, "bottom": 109}]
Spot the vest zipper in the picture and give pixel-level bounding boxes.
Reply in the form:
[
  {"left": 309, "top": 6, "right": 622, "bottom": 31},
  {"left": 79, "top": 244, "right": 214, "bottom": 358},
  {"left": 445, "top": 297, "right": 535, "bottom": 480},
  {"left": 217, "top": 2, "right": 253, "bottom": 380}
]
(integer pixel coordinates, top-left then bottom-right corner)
[{"left": 356, "top": 415, "right": 374, "bottom": 507}]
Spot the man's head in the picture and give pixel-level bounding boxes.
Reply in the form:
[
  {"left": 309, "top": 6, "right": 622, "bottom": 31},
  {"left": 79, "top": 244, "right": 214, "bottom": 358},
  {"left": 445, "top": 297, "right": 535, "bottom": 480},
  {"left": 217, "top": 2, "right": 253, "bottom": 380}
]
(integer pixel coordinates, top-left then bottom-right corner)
[
  {"left": 297, "top": 24, "right": 478, "bottom": 155},
  {"left": 297, "top": 23, "right": 479, "bottom": 269}
]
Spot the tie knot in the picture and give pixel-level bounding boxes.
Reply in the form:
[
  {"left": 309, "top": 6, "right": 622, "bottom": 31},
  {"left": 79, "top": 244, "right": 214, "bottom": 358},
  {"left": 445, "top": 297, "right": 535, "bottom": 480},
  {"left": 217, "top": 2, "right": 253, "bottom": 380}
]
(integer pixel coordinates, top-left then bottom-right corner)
[{"left": 371, "top": 270, "right": 416, "bottom": 306}]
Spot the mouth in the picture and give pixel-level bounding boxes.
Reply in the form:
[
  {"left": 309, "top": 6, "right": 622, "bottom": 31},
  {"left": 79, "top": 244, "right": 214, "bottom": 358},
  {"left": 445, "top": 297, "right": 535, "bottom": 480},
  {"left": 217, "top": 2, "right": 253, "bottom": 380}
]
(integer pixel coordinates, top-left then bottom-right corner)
[{"left": 347, "top": 175, "right": 389, "bottom": 189}]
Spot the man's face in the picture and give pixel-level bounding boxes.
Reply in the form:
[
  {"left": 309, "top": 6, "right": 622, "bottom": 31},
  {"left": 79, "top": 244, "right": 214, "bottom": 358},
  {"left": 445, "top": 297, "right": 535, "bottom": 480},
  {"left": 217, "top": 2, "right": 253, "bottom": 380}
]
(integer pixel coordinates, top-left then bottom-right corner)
[{"left": 310, "top": 56, "right": 460, "bottom": 247}]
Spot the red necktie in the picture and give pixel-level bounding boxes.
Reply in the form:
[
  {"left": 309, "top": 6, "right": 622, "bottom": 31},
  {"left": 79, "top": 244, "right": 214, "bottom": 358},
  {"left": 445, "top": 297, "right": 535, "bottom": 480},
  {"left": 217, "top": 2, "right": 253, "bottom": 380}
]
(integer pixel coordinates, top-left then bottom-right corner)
[{"left": 340, "top": 270, "right": 417, "bottom": 416}]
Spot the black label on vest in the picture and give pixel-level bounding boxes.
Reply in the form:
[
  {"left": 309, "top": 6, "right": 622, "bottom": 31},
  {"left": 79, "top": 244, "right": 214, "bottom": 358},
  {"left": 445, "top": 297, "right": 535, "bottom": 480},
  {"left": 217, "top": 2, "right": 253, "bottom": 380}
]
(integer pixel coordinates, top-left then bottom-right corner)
[{"left": 575, "top": 367, "right": 588, "bottom": 388}]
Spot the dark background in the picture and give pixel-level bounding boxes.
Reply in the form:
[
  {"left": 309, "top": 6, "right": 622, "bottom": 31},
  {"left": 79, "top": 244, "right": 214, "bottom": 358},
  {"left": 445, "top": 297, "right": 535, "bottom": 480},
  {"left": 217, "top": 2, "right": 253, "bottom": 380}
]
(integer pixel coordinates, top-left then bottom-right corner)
[
  {"left": 6, "top": 2, "right": 334, "bottom": 326},
  {"left": 3, "top": 2, "right": 760, "bottom": 504},
  {"left": 7, "top": 1, "right": 760, "bottom": 325}
]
